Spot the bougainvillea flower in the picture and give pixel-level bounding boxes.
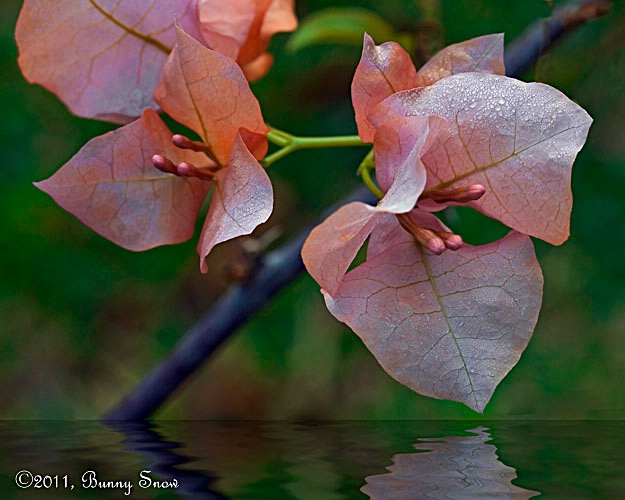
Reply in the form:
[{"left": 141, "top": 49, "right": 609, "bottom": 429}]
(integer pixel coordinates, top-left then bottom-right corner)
[
  {"left": 15, "top": 0, "right": 296, "bottom": 122},
  {"left": 351, "top": 33, "right": 505, "bottom": 143},
  {"left": 302, "top": 33, "right": 591, "bottom": 412},
  {"left": 36, "top": 27, "right": 273, "bottom": 272}
]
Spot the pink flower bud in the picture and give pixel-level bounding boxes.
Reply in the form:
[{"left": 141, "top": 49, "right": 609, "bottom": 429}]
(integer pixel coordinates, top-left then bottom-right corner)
[
  {"left": 152, "top": 155, "right": 216, "bottom": 181},
  {"left": 424, "top": 184, "right": 486, "bottom": 204},
  {"left": 152, "top": 154, "right": 177, "bottom": 174},
  {"left": 172, "top": 134, "right": 212, "bottom": 153},
  {"left": 397, "top": 214, "right": 446, "bottom": 255},
  {"left": 177, "top": 162, "right": 215, "bottom": 181},
  {"left": 438, "top": 231, "right": 463, "bottom": 250}
]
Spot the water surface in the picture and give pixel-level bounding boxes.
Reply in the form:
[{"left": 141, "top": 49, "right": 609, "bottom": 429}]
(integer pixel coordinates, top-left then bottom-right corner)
[{"left": 1, "top": 420, "right": 623, "bottom": 499}]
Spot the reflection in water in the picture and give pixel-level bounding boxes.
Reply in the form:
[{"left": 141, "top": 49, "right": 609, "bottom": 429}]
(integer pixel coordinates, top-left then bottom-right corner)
[
  {"left": 362, "top": 426, "right": 540, "bottom": 499},
  {"left": 3, "top": 421, "right": 624, "bottom": 498},
  {"left": 108, "top": 421, "right": 228, "bottom": 499}
]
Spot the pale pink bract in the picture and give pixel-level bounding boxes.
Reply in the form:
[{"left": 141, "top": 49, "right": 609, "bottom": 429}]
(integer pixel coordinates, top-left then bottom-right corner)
[{"left": 302, "top": 33, "right": 592, "bottom": 412}]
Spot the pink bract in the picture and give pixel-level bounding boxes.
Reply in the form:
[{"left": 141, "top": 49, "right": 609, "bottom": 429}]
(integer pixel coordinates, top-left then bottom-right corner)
[
  {"left": 371, "top": 73, "right": 592, "bottom": 245},
  {"left": 16, "top": 0, "right": 297, "bottom": 122},
  {"left": 303, "top": 116, "right": 443, "bottom": 296},
  {"left": 303, "top": 33, "right": 591, "bottom": 411},
  {"left": 35, "top": 26, "right": 274, "bottom": 271},
  {"left": 323, "top": 219, "right": 543, "bottom": 413},
  {"left": 16, "top": 0, "right": 200, "bottom": 123},
  {"left": 197, "top": 0, "right": 298, "bottom": 81},
  {"left": 197, "top": 135, "right": 273, "bottom": 273},
  {"left": 35, "top": 109, "right": 210, "bottom": 251},
  {"left": 155, "top": 26, "right": 270, "bottom": 165},
  {"left": 351, "top": 33, "right": 419, "bottom": 143},
  {"left": 414, "top": 33, "right": 505, "bottom": 86}
]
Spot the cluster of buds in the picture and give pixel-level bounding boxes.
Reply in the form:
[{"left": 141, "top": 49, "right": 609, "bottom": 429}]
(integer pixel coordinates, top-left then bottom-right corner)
[
  {"left": 398, "top": 184, "right": 486, "bottom": 254},
  {"left": 152, "top": 134, "right": 222, "bottom": 181}
]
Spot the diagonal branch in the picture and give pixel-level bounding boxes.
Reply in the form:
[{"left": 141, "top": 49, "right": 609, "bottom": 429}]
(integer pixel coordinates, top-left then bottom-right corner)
[
  {"left": 504, "top": 0, "right": 609, "bottom": 78},
  {"left": 103, "top": 0, "right": 608, "bottom": 421},
  {"left": 104, "top": 186, "right": 377, "bottom": 421}
]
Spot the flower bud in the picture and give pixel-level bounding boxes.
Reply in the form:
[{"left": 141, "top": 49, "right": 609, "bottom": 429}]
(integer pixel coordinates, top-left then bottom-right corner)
[
  {"left": 152, "top": 155, "right": 216, "bottom": 181},
  {"left": 437, "top": 231, "right": 463, "bottom": 251},
  {"left": 417, "top": 228, "right": 446, "bottom": 255},
  {"left": 152, "top": 154, "right": 177, "bottom": 174},
  {"left": 424, "top": 184, "right": 486, "bottom": 204},
  {"left": 172, "top": 134, "right": 212, "bottom": 153},
  {"left": 397, "top": 214, "right": 446, "bottom": 255},
  {"left": 176, "top": 162, "right": 215, "bottom": 181},
  {"left": 397, "top": 213, "right": 464, "bottom": 254}
]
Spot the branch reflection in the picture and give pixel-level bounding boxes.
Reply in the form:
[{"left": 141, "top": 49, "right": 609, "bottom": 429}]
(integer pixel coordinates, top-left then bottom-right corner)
[{"left": 108, "top": 421, "right": 228, "bottom": 499}]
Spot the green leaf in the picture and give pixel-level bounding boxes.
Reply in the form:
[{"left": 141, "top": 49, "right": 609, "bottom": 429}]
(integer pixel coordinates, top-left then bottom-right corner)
[{"left": 287, "top": 7, "right": 401, "bottom": 53}]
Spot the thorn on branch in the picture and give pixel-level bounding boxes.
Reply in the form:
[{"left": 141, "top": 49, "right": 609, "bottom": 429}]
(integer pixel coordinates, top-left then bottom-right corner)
[{"left": 222, "top": 226, "right": 283, "bottom": 283}]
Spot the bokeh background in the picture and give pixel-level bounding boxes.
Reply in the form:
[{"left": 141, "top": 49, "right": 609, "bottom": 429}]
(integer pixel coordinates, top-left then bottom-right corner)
[{"left": 1, "top": 0, "right": 623, "bottom": 420}]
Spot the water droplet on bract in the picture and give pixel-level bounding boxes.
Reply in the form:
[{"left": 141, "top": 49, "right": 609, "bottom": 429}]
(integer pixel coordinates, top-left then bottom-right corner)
[
  {"left": 420, "top": 293, "right": 426, "bottom": 300},
  {"left": 498, "top": 98, "right": 505, "bottom": 105},
  {"left": 469, "top": 102, "right": 477, "bottom": 109}
]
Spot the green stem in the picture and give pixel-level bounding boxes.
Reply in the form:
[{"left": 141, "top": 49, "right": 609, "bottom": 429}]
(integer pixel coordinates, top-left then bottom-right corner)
[
  {"left": 265, "top": 128, "right": 293, "bottom": 147},
  {"left": 358, "top": 150, "right": 384, "bottom": 199},
  {"left": 263, "top": 127, "right": 367, "bottom": 167}
]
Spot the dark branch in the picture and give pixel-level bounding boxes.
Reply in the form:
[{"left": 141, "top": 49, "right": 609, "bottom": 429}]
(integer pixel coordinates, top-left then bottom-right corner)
[
  {"left": 103, "top": 186, "right": 376, "bottom": 421},
  {"left": 103, "top": 1, "right": 608, "bottom": 421},
  {"left": 504, "top": 0, "right": 609, "bottom": 78}
]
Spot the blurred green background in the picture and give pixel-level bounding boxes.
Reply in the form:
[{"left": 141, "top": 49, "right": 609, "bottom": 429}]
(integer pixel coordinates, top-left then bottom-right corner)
[{"left": 1, "top": 0, "right": 623, "bottom": 420}]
